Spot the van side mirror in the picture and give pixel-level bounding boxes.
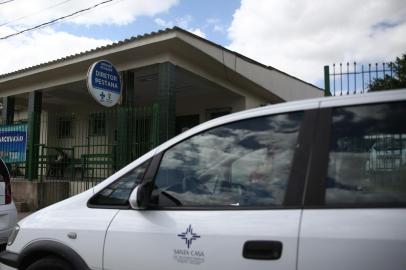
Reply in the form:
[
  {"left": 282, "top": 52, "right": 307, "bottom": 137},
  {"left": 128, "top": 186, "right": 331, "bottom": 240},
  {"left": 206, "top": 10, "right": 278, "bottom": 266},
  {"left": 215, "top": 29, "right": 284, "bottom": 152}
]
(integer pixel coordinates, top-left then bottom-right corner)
[
  {"left": 129, "top": 186, "right": 142, "bottom": 209},
  {"left": 129, "top": 182, "right": 154, "bottom": 210},
  {"left": 129, "top": 154, "right": 162, "bottom": 210}
]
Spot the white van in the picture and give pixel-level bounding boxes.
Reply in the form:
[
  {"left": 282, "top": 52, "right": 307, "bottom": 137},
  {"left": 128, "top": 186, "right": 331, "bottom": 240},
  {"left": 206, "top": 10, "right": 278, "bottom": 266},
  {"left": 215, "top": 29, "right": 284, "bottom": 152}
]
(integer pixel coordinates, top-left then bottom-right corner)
[
  {"left": 0, "top": 89, "right": 405, "bottom": 270},
  {"left": 0, "top": 158, "right": 17, "bottom": 250}
]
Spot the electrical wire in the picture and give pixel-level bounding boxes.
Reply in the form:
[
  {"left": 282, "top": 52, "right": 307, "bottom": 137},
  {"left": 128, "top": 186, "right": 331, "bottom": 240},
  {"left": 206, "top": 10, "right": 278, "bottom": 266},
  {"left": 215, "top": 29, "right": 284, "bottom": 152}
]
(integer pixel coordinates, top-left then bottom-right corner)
[
  {"left": 0, "top": 0, "right": 72, "bottom": 27},
  {"left": 0, "top": 0, "right": 116, "bottom": 40},
  {"left": 0, "top": 0, "right": 16, "bottom": 5},
  {"left": 52, "top": 0, "right": 126, "bottom": 26}
]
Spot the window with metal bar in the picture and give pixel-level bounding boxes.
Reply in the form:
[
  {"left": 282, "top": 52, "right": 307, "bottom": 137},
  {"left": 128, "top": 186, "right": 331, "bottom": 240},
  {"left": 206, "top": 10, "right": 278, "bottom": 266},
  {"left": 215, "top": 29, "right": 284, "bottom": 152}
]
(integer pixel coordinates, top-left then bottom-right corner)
[
  {"left": 89, "top": 112, "right": 106, "bottom": 136},
  {"left": 58, "top": 116, "right": 73, "bottom": 138}
]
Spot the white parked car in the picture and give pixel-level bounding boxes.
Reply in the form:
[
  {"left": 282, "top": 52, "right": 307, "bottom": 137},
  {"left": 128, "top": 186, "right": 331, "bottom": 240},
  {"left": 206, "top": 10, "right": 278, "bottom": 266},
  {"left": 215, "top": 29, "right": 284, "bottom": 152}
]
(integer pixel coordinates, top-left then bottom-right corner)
[
  {"left": 1, "top": 90, "right": 406, "bottom": 270},
  {"left": 0, "top": 158, "right": 17, "bottom": 250}
]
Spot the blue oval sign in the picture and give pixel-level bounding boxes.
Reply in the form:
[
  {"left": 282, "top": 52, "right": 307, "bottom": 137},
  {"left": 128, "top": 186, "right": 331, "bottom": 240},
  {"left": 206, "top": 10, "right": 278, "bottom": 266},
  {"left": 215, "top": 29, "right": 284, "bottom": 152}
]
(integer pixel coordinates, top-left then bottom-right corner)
[{"left": 87, "top": 60, "right": 122, "bottom": 107}]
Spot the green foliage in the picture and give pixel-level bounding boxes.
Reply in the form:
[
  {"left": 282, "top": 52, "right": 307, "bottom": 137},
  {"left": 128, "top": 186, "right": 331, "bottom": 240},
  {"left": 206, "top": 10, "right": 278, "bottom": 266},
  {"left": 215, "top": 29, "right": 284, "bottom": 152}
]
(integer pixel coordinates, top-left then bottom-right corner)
[{"left": 369, "top": 53, "right": 406, "bottom": 91}]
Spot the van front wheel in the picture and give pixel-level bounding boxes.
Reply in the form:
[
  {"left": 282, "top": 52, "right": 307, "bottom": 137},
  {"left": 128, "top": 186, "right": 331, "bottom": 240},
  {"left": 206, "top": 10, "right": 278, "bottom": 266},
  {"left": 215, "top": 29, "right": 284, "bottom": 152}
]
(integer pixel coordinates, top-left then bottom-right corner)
[{"left": 26, "top": 256, "right": 73, "bottom": 270}]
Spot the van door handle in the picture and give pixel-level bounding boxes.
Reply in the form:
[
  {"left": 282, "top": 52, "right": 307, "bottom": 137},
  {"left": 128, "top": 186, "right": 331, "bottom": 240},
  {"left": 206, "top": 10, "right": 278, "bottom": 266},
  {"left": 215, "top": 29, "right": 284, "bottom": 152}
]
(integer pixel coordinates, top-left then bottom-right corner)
[{"left": 242, "top": 240, "right": 282, "bottom": 260}]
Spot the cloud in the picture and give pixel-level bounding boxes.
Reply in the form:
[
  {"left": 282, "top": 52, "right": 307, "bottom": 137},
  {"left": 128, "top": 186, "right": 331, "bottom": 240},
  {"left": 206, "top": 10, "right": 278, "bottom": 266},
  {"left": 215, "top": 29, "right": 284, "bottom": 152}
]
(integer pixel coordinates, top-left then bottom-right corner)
[
  {"left": 154, "top": 18, "right": 172, "bottom": 28},
  {"left": 228, "top": 0, "right": 406, "bottom": 84},
  {"left": 154, "top": 15, "right": 192, "bottom": 29},
  {"left": 154, "top": 16, "right": 206, "bottom": 38},
  {"left": 206, "top": 18, "right": 225, "bottom": 33},
  {"left": 0, "top": 0, "right": 179, "bottom": 75},
  {"left": 188, "top": 28, "right": 206, "bottom": 38},
  {"left": 0, "top": 27, "right": 112, "bottom": 75},
  {"left": 213, "top": 25, "right": 224, "bottom": 33},
  {"left": 0, "top": 0, "right": 179, "bottom": 27}
]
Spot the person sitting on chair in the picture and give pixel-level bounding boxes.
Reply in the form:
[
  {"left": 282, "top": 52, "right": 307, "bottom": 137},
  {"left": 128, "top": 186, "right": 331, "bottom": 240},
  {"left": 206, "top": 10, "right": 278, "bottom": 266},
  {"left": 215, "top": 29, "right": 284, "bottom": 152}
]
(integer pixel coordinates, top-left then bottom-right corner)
[{"left": 47, "top": 148, "right": 68, "bottom": 178}]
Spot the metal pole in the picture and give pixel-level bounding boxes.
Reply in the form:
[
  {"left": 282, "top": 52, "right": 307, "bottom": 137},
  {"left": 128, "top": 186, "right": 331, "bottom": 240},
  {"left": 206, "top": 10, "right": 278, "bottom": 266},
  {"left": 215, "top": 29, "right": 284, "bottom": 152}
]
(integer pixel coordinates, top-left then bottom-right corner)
[{"left": 324, "top": 65, "right": 331, "bottom": 96}]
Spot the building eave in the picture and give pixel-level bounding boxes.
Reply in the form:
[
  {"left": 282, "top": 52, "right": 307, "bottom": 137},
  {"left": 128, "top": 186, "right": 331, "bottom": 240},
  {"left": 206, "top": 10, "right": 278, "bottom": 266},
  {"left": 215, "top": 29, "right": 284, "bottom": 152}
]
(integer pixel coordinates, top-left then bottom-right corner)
[
  {"left": 0, "top": 28, "right": 177, "bottom": 82},
  {"left": 0, "top": 27, "right": 322, "bottom": 102}
]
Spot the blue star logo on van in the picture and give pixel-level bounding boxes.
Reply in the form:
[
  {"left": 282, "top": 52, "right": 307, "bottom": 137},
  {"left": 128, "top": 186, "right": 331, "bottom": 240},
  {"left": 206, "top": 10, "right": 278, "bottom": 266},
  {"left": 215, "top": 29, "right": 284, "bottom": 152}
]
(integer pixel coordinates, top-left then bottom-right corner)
[{"left": 178, "top": 225, "right": 201, "bottom": 249}]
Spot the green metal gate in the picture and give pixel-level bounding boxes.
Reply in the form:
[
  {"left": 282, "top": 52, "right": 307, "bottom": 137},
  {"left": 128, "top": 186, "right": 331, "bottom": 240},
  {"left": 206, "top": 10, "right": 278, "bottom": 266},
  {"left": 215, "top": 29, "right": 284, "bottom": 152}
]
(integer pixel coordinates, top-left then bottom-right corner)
[{"left": 3, "top": 104, "right": 159, "bottom": 209}]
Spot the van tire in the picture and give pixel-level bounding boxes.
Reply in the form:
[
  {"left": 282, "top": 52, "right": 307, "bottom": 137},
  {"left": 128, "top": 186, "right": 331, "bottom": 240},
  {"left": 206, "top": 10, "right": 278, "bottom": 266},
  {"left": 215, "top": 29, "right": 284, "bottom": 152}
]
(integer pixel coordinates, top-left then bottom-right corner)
[{"left": 26, "top": 256, "right": 73, "bottom": 270}]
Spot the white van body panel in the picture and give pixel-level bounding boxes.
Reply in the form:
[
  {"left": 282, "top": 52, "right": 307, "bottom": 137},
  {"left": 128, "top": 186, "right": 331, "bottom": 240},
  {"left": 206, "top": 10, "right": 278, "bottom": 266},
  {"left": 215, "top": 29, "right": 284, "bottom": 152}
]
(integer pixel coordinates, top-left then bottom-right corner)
[
  {"left": 8, "top": 190, "right": 118, "bottom": 270},
  {"left": 0, "top": 182, "right": 5, "bottom": 205},
  {"left": 320, "top": 88, "right": 406, "bottom": 108},
  {"left": 104, "top": 210, "right": 301, "bottom": 270},
  {"left": 0, "top": 158, "right": 17, "bottom": 244},
  {"left": 298, "top": 209, "right": 406, "bottom": 270},
  {"left": 0, "top": 201, "right": 17, "bottom": 243}
]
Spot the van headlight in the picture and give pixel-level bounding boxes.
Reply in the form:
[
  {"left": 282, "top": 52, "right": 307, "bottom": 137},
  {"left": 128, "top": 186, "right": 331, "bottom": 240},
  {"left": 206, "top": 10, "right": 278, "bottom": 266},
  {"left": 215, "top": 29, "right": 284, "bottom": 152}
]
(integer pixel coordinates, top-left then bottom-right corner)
[{"left": 7, "top": 225, "right": 20, "bottom": 246}]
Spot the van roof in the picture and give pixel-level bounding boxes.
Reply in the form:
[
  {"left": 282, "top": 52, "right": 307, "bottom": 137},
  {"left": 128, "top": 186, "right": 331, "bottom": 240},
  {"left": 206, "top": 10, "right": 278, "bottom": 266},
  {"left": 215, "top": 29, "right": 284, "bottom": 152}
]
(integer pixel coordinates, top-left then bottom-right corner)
[{"left": 155, "top": 88, "right": 406, "bottom": 154}]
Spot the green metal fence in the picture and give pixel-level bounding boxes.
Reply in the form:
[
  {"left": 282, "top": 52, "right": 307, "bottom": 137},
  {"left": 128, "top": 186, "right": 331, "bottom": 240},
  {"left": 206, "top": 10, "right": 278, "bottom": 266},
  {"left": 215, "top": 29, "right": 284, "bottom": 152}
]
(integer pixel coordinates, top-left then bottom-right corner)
[
  {"left": 2, "top": 104, "right": 159, "bottom": 208},
  {"left": 324, "top": 62, "right": 397, "bottom": 96}
]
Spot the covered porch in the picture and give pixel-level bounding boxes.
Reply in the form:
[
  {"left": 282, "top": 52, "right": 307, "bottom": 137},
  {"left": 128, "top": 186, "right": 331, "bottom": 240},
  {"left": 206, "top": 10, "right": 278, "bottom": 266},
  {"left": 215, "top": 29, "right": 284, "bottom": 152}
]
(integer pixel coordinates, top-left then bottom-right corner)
[{"left": 0, "top": 62, "right": 248, "bottom": 209}]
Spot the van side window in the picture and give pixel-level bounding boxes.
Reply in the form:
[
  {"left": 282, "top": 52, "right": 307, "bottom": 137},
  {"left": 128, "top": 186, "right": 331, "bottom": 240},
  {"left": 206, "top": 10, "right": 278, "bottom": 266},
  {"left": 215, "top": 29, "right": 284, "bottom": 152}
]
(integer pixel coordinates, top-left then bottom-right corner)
[
  {"left": 89, "top": 159, "right": 151, "bottom": 207},
  {"left": 153, "top": 112, "right": 303, "bottom": 208},
  {"left": 326, "top": 101, "right": 406, "bottom": 205}
]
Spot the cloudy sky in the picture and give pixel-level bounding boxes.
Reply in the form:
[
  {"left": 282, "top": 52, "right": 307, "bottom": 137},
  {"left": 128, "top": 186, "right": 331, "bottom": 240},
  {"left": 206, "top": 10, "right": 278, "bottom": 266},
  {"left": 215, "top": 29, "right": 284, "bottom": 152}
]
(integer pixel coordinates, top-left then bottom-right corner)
[{"left": 0, "top": 0, "right": 405, "bottom": 86}]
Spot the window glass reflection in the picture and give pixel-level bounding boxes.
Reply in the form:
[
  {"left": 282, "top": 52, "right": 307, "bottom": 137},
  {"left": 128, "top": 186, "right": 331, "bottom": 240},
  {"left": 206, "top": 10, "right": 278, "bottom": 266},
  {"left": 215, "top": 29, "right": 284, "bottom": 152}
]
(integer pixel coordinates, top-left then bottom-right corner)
[
  {"left": 90, "top": 160, "right": 150, "bottom": 206},
  {"left": 326, "top": 102, "right": 406, "bottom": 204},
  {"left": 154, "top": 112, "right": 303, "bottom": 207}
]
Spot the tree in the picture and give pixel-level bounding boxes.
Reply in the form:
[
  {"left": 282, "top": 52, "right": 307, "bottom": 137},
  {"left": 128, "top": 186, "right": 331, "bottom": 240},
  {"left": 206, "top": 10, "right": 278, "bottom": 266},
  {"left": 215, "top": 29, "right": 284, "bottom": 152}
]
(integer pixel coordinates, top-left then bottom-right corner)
[{"left": 369, "top": 53, "right": 406, "bottom": 91}]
